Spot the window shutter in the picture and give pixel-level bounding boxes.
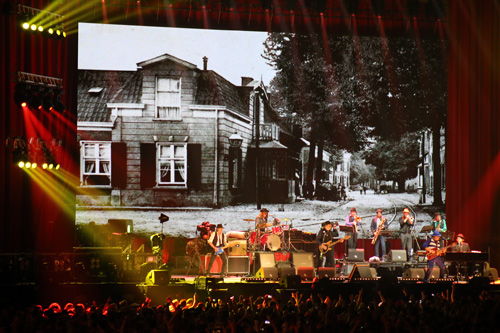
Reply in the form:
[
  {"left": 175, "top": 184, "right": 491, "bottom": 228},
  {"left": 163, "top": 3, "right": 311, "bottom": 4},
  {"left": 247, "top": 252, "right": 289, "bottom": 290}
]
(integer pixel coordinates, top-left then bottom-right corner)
[
  {"left": 111, "top": 142, "right": 127, "bottom": 189},
  {"left": 141, "top": 143, "right": 156, "bottom": 189},
  {"left": 237, "top": 148, "right": 243, "bottom": 188},
  {"left": 187, "top": 143, "right": 202, "bottom": 190}
]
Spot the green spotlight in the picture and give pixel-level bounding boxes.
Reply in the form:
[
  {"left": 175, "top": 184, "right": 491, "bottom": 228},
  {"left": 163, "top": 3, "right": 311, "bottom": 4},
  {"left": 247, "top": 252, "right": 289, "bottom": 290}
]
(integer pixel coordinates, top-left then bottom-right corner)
[
  {"left": 18, "top": 161, "right": 25, "bottom": 168},
  {"left": 22, "top": 22, "right": 30, "bottom": 30},
  {"left": 42, "top": 163, "right": 48, "bottom": 169},
  {"left": 30, "top": 24, "right": 37, "bottom": 31},
  {"left": 31, "top": 163, "right": 37, "bottom": 169},
  {"left": 48, "top": 164, "right": 53, "bottom": 170},
  {"left": 25, "top": 162, "right": 31, "bottom": 168}
]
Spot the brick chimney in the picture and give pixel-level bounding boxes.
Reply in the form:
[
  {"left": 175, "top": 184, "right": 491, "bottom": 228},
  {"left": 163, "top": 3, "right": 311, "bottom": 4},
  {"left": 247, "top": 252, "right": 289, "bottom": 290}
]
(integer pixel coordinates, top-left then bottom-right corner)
[
  {"left": 241, "top": 77, "right": 254, "bottom": 86},
  {"left": 203, "top": 56, "right": 208, "bottom": 71}
]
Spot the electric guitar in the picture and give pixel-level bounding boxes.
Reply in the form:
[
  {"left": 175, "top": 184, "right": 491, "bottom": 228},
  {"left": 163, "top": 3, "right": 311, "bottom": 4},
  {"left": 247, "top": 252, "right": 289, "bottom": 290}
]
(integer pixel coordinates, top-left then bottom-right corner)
[
  {"left": 426, "top": 243, "right": 456, "bottom": 260},
  {"left": 319, "top": 235, "right": 351, "bottom": 254},
  {"left": 215, "top": 242, "right": 237, "bottom": 255}
]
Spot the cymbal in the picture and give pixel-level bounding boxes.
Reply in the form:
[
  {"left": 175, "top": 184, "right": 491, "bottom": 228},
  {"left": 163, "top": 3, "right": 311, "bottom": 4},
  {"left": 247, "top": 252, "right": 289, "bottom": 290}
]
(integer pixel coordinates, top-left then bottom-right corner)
[
  {"left": 242, "top": 219, "right": 254, "bottom": 222},
  {"left": 257, "top": 223, "right": 272, "bottom": 228}
]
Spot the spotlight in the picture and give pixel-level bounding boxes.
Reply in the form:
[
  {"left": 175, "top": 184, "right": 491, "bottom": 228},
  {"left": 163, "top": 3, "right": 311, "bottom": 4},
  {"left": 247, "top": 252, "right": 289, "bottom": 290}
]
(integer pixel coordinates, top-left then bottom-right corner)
[
  {"left": 48, "top": 164, "right": 53, "bottom": 169},
  {"left": 38, "top": 26, "right": 43, "bottom": 32},
  {"left": 62, "top": 31, "right": 66, "bottom": 38},
  {"left": 56, "top": 29, "right": 61, "bottom": 36},
  {"left": 30, "top": 24, "right": 37, "bottom": 31},
  {"left": 48, "top": 28, "right": 54, "bottom": 35},
  {"left": 22, "top": 22, "right": 30, "bottom": 30},
  {"left": 55, "top": 164, "right": 60, "bottom": 170},
  {"left": 25, "top": 162, "right": 31, "bottom": 168},
  {"left": 31, "top": 163, "right": 37, "bottom": 169},
  {"left": 42, "top": 163, "right": 48, "bottom": 169},
  {"left": 18, "top": 161, "right": 25, "bottom": 168},
  {"left": 21, "top": 102, "right": 27, "bottom": 107}
]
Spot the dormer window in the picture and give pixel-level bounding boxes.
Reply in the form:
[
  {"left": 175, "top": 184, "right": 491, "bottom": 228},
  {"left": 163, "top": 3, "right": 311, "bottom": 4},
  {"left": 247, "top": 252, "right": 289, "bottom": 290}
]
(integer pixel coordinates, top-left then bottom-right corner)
[{"left": 156, "top": 77, "right": 181, "bottom": 120}]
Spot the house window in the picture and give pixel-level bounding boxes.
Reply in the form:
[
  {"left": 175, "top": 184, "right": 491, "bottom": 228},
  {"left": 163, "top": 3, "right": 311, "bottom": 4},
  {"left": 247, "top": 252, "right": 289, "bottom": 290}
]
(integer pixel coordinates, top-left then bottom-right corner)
[
  {"left": 157, "top": 143, "right": 187, "bottom": 186},
  {"left": 156, "top": 77, "right": 181, "bottom": 120},
  {"left": 81, "top": 141, "right": 111, "bottom": 187}
]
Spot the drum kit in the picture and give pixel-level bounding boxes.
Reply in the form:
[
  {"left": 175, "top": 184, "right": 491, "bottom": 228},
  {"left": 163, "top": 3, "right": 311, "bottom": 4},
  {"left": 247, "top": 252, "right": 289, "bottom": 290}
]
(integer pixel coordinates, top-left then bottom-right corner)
[{"left": 242, "top": 217, "right": 294, "bottom": 252}]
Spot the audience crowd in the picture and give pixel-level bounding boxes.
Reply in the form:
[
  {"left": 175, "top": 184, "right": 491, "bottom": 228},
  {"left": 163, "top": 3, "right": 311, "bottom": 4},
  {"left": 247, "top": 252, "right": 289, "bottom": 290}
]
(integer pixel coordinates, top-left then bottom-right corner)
[{"left": 1, "top": 284, "right": 500, "bottom": 332}]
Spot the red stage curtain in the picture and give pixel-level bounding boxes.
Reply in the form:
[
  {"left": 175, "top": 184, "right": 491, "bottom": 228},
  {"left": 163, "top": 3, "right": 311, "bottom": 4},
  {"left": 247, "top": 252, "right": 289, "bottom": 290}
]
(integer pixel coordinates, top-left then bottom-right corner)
[{"left": 447, "top": 0, "right": 500, "bottom": 267}]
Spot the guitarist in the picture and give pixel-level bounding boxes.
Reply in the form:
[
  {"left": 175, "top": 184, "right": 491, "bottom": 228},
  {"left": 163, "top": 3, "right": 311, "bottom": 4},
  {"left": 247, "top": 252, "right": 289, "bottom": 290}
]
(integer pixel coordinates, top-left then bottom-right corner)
[
  {"left": 207, "top": 224, "right": 227, "bottom": 277},
  {"left": 371, "top": 209, "right": 387, "bottom": 260},
  {"left": 423, "top": 230, "right": 446, "bottom": 282},
  {"left": 316, "top": 221, "right": 343, "bottom": 268}
]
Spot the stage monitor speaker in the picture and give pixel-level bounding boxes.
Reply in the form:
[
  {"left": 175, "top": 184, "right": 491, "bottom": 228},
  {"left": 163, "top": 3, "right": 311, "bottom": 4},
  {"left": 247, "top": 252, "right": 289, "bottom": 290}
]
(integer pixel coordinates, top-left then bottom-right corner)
[
  {"left": 388, "top": 250, "right": 407, "bottom": 262},
  {"left": 484, "top": 268, "right": 499, "bottom": 281},
  {"left": 278, "top": 266, "right": 295, "bottom": 278},
  {"left": 145, "top": 269, "right": 171, "bottom": 285},
  {"left": 228, "top": 240, "right": 247, "bottom": 256},
  {"left": 276, "top": 261, "right": 293, "bottom": 269},
  {"left": 403, "top": 268, "right": 425, "bottom": 279},
  {"left": 318, "top": 267, "right": 336, "bottom": 278},
  {"left": 429, "top": 267, "right": 440, "bottom": 279},
  {"left": 228, "top": 256, "right": 250, "bottom": 275},
  {"left": 348, "top": 249, "right": 365, "bottom": 262},
  {"left": 279, "top": 275, "right": 301, "bottom": 289},
  {"left": 256, "top": 253, "right": 276, "bottom": 272},
  {"left": 297, "top": 267, "right": 315, "bottom": 280},
  {"left": 291, "top": 252, "right": 314, "bottom": 268},
  {"left": 256, "top": 267, "right": 278, "bottom": 279},
  {"left": 348, "top": 264, "right": 376, "bottom": 281}
]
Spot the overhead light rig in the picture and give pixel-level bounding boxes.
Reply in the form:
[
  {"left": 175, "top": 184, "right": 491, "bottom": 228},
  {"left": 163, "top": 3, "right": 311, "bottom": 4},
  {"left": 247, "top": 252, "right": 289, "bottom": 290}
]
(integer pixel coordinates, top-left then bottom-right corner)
[
  {"left": 14, "top": 71, "right": 65, "bottom": 112},
  {"left": 7, "top": 2, "right": 67, "bottom": 38}
]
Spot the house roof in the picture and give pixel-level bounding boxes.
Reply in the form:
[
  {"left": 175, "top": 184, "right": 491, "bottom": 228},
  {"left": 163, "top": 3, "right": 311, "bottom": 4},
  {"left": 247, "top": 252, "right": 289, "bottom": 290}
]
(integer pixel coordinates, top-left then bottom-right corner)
[
  {"left": 196, "top": 70, "right": 249, "bottom": 116},
  {"left": 78, "top": 70, "right": 142, "bottom": 122},
  {"left": 137, "top": 53, "right": 197, "bottom": 69}
]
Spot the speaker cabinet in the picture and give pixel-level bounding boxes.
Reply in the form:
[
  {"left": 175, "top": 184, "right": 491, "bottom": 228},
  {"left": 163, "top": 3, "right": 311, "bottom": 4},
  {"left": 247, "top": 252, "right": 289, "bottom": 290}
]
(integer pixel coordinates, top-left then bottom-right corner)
[
  {"left": 429, "top": 267, "right": 440, "bottom": 279},
  {"left": 145, "top": 269, "right": 171, "bottom": 285},
  {"left": 303, "top": 241, "right": 317, "bottom": 252},
  {"left": 278, "top": 266, "right": 296, "bottom": 278},
  {"left": 279, "top": 275, "right": 301, "bottom": 289},
  {"left": 255, "top": 253, "right": 276, "bottom": 272},
  {"left": 347, "top": 249, "right": 365, "bottom": 262},
  {"left": 228, "top": 240, "right": 247, "bottom": 256},
  {"left": 348, "top": 264, "right": 376, "bottom": 281},
  {"left": 256, "top": 267, "right": 278, "bottom": 279},
  {"left": 291, "top": 252, "right": 314, "bottom": 268},
  {"left": 296, "top": 267, "right": 315, "bottom": 280},
  {"left": 318, "top": 267, "right": 336, "bottom": 278},
  {"left": 228, "top": 256, "right": 250, "bottom": 275},
  {"left": 388, "top": 250, "right": 407, "bottom": 262},
  {"left": 403, "top": 268, "right": 425, "bottom": 279}
]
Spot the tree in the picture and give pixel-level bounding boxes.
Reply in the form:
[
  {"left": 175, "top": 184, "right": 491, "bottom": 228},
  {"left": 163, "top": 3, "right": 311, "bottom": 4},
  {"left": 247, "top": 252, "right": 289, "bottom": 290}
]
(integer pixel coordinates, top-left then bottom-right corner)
[
  {"left": 350, "top": 152, "right": 375, "bottom": 186},
  {"left": 364, "top": 133, "right": 421, "bottom": 192}
]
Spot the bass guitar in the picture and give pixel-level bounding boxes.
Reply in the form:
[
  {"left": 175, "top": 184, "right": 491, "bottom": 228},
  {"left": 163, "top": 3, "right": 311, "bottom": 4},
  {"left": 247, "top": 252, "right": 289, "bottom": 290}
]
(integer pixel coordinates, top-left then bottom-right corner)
[
  {"left": 426, "top": 243, "right": 456, "bottom": 260},
  {"left": 215, "top": 242, "right": 237, "bottom": 255},
  {"left": 319, "top": 235, "right": 351, "bottom": 254}
]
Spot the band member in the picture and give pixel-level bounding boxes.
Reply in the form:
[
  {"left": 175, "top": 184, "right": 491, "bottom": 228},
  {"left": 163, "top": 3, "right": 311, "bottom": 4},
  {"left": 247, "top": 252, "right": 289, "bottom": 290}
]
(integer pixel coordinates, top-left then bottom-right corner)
[
  {"left": 431, "top": 212, "right": 447, "bottom": 248},
  {"left": 371, "top": 209, "right": 387, "bottom": 260},
  {"left": 423, "top": 230, "right": 446, "bottom": 282},
  {"left": 399, "top": 207, "right": 414, "bottom": 259},
  {"left": 255, "top": 208, "right": 280, "bottom": 231},
  {"left": 345, "top": 207, "right": 360, "bottom": 256},
  {"left": 207, "top": 224, "right": 227, "bottom": 277},
  {"left": 316, "top": 221, "right": 343, "bottom": 268},
  {"left": 451, "top": 233, "right": 470, "bottom": 252}
]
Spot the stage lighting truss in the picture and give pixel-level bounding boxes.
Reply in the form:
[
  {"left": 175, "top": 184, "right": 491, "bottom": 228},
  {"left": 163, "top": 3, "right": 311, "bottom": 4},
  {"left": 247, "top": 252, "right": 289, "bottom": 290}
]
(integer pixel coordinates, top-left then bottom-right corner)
[
  {"left": 10, "top": 3, "right": 67, "bottom": 39},
  {"left": 14, "top": 72, "right": 65, "bottom": 112},
  {"left": 5, "top": 136, "right": 62, "bottom": 171}
]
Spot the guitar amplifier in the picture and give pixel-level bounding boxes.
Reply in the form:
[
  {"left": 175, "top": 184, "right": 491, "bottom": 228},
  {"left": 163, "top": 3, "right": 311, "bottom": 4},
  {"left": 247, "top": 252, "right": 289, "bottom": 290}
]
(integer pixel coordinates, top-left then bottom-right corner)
[
  {"left": 388, "top": 250, "right": 407, "bottom": 262},
  {"left": 227, "top": 256, "right": 250, "bottom": 275},
  {"left": 228, "top": 240, "right": 247, "bottom": 256}
]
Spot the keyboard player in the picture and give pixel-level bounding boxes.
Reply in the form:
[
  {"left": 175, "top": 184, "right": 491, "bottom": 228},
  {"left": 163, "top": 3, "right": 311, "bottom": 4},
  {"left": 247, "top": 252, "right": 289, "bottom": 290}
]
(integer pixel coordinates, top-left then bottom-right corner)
[
  {"left": 448, "top": 233, "right": 471, "bottom": 279},
  {"left": 450, "top": 233, "right": 470, "bottom": 253}
]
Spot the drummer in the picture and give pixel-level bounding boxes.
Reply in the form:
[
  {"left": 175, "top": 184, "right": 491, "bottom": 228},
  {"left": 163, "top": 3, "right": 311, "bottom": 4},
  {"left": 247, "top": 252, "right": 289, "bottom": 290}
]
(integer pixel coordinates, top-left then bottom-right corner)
[{"left": 255, "top": 208, "right": 280, "bottom": 232}]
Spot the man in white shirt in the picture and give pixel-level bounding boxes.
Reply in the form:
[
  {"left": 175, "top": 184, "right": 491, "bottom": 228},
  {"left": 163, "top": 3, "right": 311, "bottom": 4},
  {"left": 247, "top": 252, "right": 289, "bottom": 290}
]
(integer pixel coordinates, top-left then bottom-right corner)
[{"left": 207, "top": 224, "right": 227, "bottom": 277}]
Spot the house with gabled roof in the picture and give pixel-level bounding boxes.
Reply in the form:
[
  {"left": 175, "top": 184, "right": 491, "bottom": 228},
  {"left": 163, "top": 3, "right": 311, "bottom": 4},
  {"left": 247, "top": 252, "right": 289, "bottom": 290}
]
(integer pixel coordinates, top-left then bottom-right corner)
[{"left": 77, "top": 53, "right": 302, "bottom": 207}]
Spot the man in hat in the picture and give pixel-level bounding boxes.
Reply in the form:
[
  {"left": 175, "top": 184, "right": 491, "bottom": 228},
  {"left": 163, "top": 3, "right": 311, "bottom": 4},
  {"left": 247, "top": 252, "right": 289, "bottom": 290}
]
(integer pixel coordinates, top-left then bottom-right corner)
[
  {"left": 431, "top": 212, "right": 447, "bottom": 248},
  {"left": 422, "top": 230, "right": 446, "bottom": 282},
  {"left": 399, "top": 207, "right": 414, "bottom": 259},
  {"left": 316, "top": 221, "right": 342, "bottom": 268},
  {"left": 371, "top": 209, "right": 387, "bottom": 260},
  {"left": 254, "top": 208, "right": 280, "bottom": 250},
  {"left": 207, "top": 224, "right": 227, "bottom": 277},
  {"left": 345, "top": 207, "right": 361, "bottom": 256},
  {"left": 451, "top": 233, "right": 470, "bottom": 253}
]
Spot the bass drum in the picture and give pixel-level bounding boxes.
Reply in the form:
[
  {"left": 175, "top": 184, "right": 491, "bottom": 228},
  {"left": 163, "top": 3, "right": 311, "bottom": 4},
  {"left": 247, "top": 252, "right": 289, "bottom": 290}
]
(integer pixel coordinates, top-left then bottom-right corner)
[{"left": 266, "top": 234, "right": 281, "bottom": 251}]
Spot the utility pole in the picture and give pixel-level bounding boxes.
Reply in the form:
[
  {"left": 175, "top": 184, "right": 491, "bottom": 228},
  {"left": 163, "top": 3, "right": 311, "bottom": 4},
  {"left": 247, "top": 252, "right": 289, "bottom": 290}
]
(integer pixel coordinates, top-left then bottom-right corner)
[{"left": 255, "top": 89, "right": 261, "bottom": 210}]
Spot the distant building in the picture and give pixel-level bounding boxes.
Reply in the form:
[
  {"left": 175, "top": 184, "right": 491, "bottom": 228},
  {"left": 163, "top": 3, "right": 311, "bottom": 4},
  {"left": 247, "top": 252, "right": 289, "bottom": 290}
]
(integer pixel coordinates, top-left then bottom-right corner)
[
  {"left": 77, "top": 53, "right": 302, "bottom": 207},
  {"left": 417, "top": 128, "right": 446, "bottom": 200}
]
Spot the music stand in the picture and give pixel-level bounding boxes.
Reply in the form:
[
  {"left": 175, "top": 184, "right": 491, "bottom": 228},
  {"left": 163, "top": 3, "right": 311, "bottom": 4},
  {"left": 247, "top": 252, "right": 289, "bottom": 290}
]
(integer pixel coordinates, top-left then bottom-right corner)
[
  {"left": 340, "top": 225, "right": 354, "bottom": 233},
  {"left": 419, "top": 226, "right": 434, "bottom": 233}
]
